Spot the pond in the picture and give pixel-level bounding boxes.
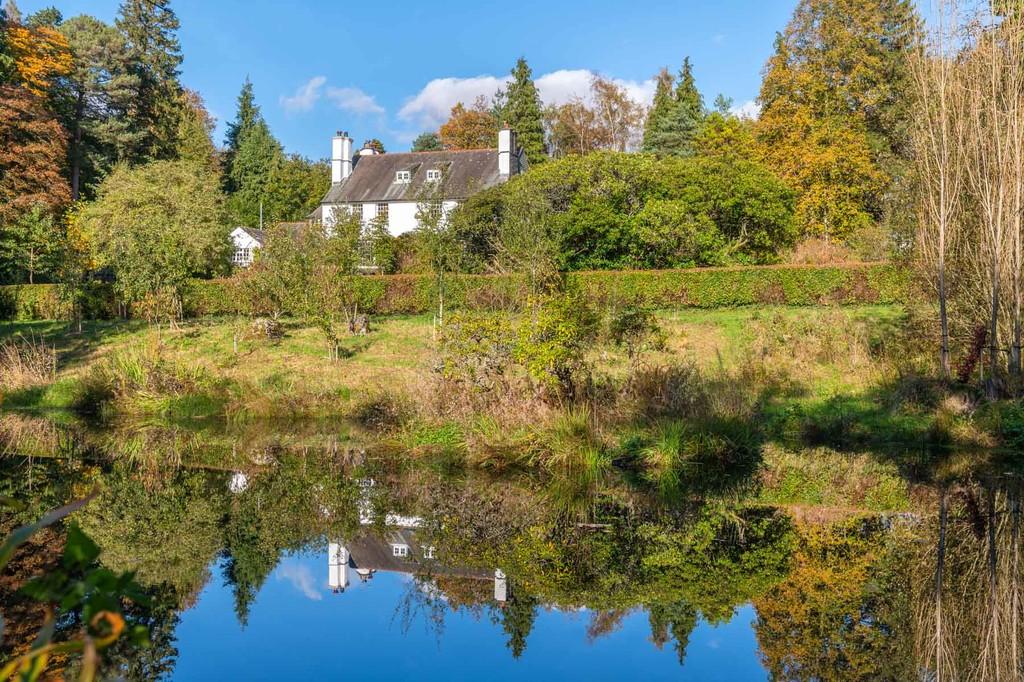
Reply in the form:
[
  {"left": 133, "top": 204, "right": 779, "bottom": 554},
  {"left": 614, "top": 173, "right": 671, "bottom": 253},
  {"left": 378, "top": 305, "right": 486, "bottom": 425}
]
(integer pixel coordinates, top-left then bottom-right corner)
[{"left": 1, "top": 416, "right": 1022, "bottom": 680}]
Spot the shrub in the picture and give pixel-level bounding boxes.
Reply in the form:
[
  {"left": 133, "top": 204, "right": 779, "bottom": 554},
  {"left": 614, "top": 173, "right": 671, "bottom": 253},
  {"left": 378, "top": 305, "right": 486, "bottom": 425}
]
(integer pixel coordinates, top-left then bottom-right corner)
[{"left": 0, "top": 334, "right": 56, "bottom": 390}]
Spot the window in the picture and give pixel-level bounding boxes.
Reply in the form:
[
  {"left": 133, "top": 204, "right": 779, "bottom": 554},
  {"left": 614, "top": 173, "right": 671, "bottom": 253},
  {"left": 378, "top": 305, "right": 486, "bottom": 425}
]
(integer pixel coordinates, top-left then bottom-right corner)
[
  {"left": 232, "top": 247, "right": 251, "bottom": 266},
  {"left": 422, "top": 546, "right": 436, "bottom": 560},
  {"left": 426, "top": 169, "right": 442, "bottom": 182},
  {"left": 375, "top": 203, "right": 389, "bottom": 223},
  {"left": 395, "top": 170, "right": 411, "bottom": 184},
  {"left": 391, "top": 544, "right": 409, "bottom": 557}
]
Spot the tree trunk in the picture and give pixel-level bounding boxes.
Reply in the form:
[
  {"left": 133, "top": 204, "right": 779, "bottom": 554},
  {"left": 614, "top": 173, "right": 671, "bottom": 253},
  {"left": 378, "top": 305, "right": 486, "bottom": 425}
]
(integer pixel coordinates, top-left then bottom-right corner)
[
  {"left": 939, "top": 262, "right": 951, "bottom": 381},
  {"left": 71, "top": 95, "right": 84, "bottom": 202},
  {"left": 936, "top": 486, "right": 948, "bottom": 681}
]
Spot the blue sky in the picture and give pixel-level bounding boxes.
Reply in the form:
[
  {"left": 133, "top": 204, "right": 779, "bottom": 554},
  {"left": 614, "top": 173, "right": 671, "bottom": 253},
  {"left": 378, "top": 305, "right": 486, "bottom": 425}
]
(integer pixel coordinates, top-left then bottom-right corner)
[{"left": 21, "top": 0, "right": 798, "bottom": 158}]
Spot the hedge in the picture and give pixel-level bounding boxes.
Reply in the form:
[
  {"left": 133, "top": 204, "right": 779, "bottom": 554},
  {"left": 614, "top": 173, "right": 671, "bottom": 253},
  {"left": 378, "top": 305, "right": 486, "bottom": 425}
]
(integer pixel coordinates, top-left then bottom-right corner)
[
  {"left": 1, "top": 263, "right": 911, "bottom": 321},
  {"left": 0, "top": 282, "right": 118, "bottom": 321}
]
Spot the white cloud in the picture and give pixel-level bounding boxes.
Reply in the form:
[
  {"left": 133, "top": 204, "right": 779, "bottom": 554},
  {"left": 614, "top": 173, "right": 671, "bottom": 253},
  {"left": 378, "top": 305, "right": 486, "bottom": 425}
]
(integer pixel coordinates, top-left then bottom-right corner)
[
  {"left": 326, "top": 86, "right": 385, "bottom": 116},
  {"left": 280, "top": 76, "right": 326, "bottom": 114},
  {"left": 730, "top": 99, "right": 761, "bottom": 120},
  {"left": 398, "top": 70, "right": 657, "bottom": 130},
  {"left": 277, "top": 562, "right": 323, "bottom": 601}
]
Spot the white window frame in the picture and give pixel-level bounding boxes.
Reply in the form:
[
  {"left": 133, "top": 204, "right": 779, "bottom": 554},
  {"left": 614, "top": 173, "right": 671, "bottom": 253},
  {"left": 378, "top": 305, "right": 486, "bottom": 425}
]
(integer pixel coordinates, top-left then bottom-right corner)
[
  {"left": 422, "top": 546, "right": 436, "bottom": 559},
  {"left": 426, "top": 169, "right": 442, "bottom": 182},
  {"left": 395, "top": 170, "right": 411, "bottom": 184},
  {"left": 376, "top": 203, "right": 389, "bottom": 223},
  {"left": 232, "top": 247, "right": 251, "bottom": 265},
  {"left": 391, "top": 544, "right": 409, "bottom": 557}
]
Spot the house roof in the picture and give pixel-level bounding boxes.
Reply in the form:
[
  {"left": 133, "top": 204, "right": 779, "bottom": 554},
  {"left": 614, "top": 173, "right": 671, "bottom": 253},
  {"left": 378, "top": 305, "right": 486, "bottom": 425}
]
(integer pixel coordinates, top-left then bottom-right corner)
[
  {"left": 232, "top": 226, "right": 267, "bottom": 246},
  {"left": 345, "top": 530, "right": 491, "bottom": 579},
  {"left": 320, "top": 149, "right": 505, "bottom": 204}
]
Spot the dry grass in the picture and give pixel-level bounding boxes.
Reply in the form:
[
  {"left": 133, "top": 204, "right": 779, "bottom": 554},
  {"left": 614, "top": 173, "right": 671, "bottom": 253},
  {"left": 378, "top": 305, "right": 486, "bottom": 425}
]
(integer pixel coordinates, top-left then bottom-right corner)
[{"left": 0, "top": 334, "right": 56, "bottom": 390}]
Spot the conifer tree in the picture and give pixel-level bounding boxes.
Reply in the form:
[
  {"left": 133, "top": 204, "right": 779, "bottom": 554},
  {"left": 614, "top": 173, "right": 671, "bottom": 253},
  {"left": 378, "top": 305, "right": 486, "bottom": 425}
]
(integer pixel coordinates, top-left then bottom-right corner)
[
  {"left": 641, "top": 68, "right": 674, "bottom": 153},
  {"left": 115, "top": 0, "right": 183, "bottom": 161},
  {"left": 411, "top": 131, "right": 442, "bottom": 152},
  {"left": 0, "top": 7, "right": 12, "bottom": 84},
  {"left": 227, "top": 119, "right": 282, "bottom": 227},
  {"left": 496, "top": 57, "right": 547, "bottom": 164},
  {"left": 223, "top": 77, "right": 259, "bottom": 191}
]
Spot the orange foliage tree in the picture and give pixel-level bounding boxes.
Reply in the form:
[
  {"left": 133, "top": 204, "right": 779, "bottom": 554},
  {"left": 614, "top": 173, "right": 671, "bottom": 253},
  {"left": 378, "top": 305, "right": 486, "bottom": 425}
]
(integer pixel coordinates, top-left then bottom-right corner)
[
  {"left": 439, "top": 96, "right": 498, "bottom": 150},
  {"left": 7, "top": 23, "right": 71, "bottom": 98}
]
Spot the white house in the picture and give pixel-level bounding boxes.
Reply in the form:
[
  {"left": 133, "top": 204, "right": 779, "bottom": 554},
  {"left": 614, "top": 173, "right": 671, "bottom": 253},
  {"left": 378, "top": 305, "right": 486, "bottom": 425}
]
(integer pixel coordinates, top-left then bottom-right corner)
[
  {"left": 229, "top": 127, "right": 526, "bottom": 265},
  {"left": 230, "top": 226, "right": 266, "bottom": 267},
  {"left": 317, "top": 127, "right": 526, "bottom": 235}
]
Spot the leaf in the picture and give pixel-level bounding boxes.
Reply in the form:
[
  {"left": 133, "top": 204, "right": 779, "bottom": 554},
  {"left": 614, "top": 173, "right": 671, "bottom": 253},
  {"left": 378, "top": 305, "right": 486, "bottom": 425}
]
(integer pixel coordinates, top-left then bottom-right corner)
[{"left": 0, "top": 492, "right": 97, "bottom": 571}]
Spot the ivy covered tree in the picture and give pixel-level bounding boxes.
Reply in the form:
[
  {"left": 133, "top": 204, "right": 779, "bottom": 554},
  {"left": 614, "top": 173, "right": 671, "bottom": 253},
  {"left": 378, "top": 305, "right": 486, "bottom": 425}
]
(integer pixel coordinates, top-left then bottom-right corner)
[{"left": 495, "top": 57, "right": 547, "bottom": 165}]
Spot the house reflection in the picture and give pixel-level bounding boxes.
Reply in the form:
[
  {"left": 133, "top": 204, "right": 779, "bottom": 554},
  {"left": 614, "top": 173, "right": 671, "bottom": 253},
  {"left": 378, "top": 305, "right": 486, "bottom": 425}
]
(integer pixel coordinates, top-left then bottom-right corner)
[{"left": 329, "top": 481, "right": 508, "bottom": 604}]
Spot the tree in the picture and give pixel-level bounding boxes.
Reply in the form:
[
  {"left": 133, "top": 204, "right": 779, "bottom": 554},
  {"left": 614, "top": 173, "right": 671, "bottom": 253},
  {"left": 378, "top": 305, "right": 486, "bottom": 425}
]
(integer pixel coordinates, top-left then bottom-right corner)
[
  {"left": 439, "top": 96, "right": 498, "bottom": 150},
  {"left": 25, "top": 7, "right": 61, "bottom": 28},
  {"left": 591, "top": 75, "right": 645, "bottom": 152},
  {"left": 264, "top": 155, "right": 329, "bottom": 223},
  {"left": 115, "top": 0, "right": 183, "bottom": 162},
  {"left": 227, "top": 119, "right": 282, "bottom": 227},
  {"left": 756, "top": 0, "right": 917, "bottom": 238},
  {"left": 361, "top": 138, "right": 385, "bottom": 154},
  {"left": 0, "top": 205, "right": 61, "bottom": 283},
  {"left": 0, "top": 84, "right": 69, "bottom": 224},
  {"left": 223, "top": 77, "right": 258, "bottom": 181},
  {"left": 6, "top": 16, "right": 71, "bottom": 97},
  {"left": 0, "top": 7, "right": 14, "bottom": 84},
  {"left": 175, "top": 88, "right": 218, "bottom": 170},
  {"left": 544, "top": 97, "right": 606, "bottom": 157},
  {"left": 411, "top": 131, "right": 442, "bottom": 152},
  {"left": 79, "top": 160, "right": 231, "bottom": 318},
  {"left": 495, "top": 57, "right": 547, "bottom": 165},
  {"left": 641, "top": 68, "right": 674, "bottom": 152},
  {"left": 57, "top": 14, "right": 138, "bottom": 200}
]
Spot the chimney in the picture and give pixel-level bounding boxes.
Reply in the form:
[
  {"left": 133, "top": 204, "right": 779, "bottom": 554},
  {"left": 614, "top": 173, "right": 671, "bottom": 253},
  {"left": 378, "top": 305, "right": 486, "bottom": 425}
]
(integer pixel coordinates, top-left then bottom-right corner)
[
  {"left": 331, "top": 131, "right": 353, "bottom": 184},
  {"left": 498, "top": 126, "right": 517, "bottom": 176}
]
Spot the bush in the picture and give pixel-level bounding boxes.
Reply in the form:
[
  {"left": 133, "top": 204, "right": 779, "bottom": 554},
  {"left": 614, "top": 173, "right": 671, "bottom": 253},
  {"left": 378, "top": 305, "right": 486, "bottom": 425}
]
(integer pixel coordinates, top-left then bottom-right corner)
[{"left": 1, "top": 263, "right": 911, "bottom": 322}]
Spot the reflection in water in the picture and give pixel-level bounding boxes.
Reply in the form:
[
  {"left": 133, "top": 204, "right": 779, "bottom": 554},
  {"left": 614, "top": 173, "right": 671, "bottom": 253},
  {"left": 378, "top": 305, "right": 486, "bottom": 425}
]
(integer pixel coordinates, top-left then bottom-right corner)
[{"left": 2, "top": 416, "right": 1024, "bottom": 679}]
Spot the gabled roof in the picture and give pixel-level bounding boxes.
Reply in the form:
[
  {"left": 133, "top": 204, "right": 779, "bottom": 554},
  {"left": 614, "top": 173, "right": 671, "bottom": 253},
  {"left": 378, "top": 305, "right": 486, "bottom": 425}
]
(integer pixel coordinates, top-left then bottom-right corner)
[
  {"left": 321, "top": 149, "right": 504, "bottom": 204},
  {"left": 231, "top": 226, "right": 266, "bottom": 246}
]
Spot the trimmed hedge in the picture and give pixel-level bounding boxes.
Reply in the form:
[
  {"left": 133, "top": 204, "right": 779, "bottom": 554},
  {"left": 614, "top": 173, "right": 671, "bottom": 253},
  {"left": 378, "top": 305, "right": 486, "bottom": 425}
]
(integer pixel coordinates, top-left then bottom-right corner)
[
  {"left": 1, "top": 263, "right": 911, "bottom": 321},
  {"left": 0, "top": 283, "right": 118, "bottom": 321}
]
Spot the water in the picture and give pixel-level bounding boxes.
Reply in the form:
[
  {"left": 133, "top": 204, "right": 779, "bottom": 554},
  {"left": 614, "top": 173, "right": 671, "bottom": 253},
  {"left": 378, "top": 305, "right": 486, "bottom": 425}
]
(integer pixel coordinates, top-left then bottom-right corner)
[{"left": 1, "top": 416, "right": 1022, "bottom": 680}]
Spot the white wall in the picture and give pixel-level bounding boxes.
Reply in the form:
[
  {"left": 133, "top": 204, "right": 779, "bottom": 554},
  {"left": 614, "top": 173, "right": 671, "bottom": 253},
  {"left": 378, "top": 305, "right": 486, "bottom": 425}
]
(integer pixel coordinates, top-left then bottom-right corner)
[{"left": 323, "top": 201, "right": 460, "bottom": 237}]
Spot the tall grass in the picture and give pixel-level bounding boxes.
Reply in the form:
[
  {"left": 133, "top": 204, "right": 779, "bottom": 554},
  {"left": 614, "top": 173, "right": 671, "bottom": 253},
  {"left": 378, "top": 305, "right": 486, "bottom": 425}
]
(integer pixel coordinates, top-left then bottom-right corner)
[{"left": 0, "top": 333, "right": 56, "bottom": 390}]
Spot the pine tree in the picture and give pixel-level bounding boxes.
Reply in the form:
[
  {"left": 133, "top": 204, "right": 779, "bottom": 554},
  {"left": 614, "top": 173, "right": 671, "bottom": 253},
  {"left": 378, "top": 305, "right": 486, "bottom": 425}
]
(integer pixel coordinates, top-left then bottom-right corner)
[
  {"left": 497, "top": 57, "right": 547, "bottom": 164},
  {"left": 641, "top": 68, "right": 674, "bottom": 153},
  {"left": 0, "top": 6, "right": 13, "bottom": 84},
  {"left": 227, "top": 119, "right": 282, "bottom": 227},
  {"left": 115, "top": 0, "right": 183, "bottom": 162}
]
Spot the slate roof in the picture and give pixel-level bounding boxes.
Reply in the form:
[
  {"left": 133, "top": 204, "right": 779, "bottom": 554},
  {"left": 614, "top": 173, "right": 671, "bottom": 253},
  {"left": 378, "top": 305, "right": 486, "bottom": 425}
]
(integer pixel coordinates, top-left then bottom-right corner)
[
  {"left": 346, "top": 529, "right": 491, "bottom": 579},
  {"left": 233, "top": 226, "right": 267, "bottom": 246},
  {"left": 320, "top": 149, "right": 506, "bottom": 204}
]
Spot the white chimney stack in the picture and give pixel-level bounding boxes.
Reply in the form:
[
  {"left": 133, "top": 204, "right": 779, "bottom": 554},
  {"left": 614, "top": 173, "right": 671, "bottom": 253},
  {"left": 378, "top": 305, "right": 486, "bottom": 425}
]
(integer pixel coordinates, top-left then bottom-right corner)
[
  {"left": 331, "top": 131, "right": 353, "bottom": 184},
  {"left": 498, "top": 126, "right": 517, "bottom": 176}
]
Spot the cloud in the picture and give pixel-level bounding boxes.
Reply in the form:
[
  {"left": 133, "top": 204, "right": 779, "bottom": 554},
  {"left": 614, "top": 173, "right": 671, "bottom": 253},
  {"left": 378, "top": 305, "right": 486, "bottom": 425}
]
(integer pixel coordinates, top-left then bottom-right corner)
[
  {"left": 280, "top": 76, "right": 326, "bottom": 113},
  {"left": 730, "top": 99, "right": 761, "bottom": 120},
  {"left": 326, "top": 86, "right": 385, "bottom": 116},
  {"left": 398, "top": 71, "right": 657, "bottom": 130},
  {"left": 712, "top": 33, "right": 727, "bottom": 45},
  {"left": 277, "top": 562, "right": 323, "bottom": 601}
]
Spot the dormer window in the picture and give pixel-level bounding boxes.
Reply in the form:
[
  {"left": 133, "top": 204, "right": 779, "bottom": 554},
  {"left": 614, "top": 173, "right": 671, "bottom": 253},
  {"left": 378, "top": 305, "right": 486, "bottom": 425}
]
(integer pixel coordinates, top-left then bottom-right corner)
[
  {"left": 395, "top": 170, "right": 411, "bottom": 184},
  {"left": 426, "top": 169, "right": 442, "bottom": 182}
]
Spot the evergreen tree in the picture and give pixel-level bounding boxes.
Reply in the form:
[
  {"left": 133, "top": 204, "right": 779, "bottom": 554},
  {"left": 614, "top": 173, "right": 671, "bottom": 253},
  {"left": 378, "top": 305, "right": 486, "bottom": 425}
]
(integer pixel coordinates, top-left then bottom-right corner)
[
  {"left": 669, "top": 57, "right": 705, "bottom": 155},
  {"left": 641, "top": 68, "right": 674, "bottom": 153},
  {"left": 115, "top": 0, "right": 183, "bottom": 162},
  {"left": 411, "top": 131, "right": 442, "bottom": 152},
  {"left": 58, "top": 14, "right": 139, "bottom": 200},
  {"left": 264, "top": 155, "right": 329, "bottom": 224},
  {"left": 642, "top": 58, "right": 705, "bottom": 156},
  {"left": 25, "top": 6, "right": 61, "bottom": 27},
  {"left": 175, "top": 88, "right": 218, "bottom": 170},
  {"left": 227, "top": 119, "right": 282, "bottom": 227},
  {"left": 223, "top": 77, "right": 259, "bottom": 191},
  {"left": 0, "top": 6, "right": 14, "bottom": 84},
  {"left": 496, "top": 57, "right": 547, "bottom": 164}
]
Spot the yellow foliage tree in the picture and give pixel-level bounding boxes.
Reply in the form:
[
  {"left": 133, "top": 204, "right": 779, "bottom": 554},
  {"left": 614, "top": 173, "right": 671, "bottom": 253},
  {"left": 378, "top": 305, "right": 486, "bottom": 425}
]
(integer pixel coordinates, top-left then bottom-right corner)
[{"left": 7, "top": 24, "right": 71, "bottom": 98}]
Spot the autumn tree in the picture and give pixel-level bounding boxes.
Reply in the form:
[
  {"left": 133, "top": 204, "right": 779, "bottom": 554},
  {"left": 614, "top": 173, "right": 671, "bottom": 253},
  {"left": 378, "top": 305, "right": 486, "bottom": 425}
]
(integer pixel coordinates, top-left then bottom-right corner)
[
  {"left": 411, "top": 131, "right": 442, "bottom": 152},
  {"left": 57, "top": 14, "right": 138, "bottom": 200},
  {"left": 439, "top": 96, "right": 498, "bottom": 150},
  {"left": 361, "top": 137, "right": 385, "bottom": 154},
  {"left": 175, "top": 88, "right": 218, "bottom": 170},
  {"left": 494, "top": 57, "right": 547, "bottom": 164},
  {"left": 756, "top": 0, "right": 917, "bottom": 240},
  {"left": 545, "top": 97, "right": 606, "bottom": 157},
  {"left": 0, "top": 83, "right": 69, "bottom": 224},
  {"left": 591, "top": 75, "right": 645, "bottom": 152},
  {"left": 5, "top": 11, "right": 70, "bottom": 97},
  {"left": 545, "top": 77, "right": 644, "bottom": 156}
]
